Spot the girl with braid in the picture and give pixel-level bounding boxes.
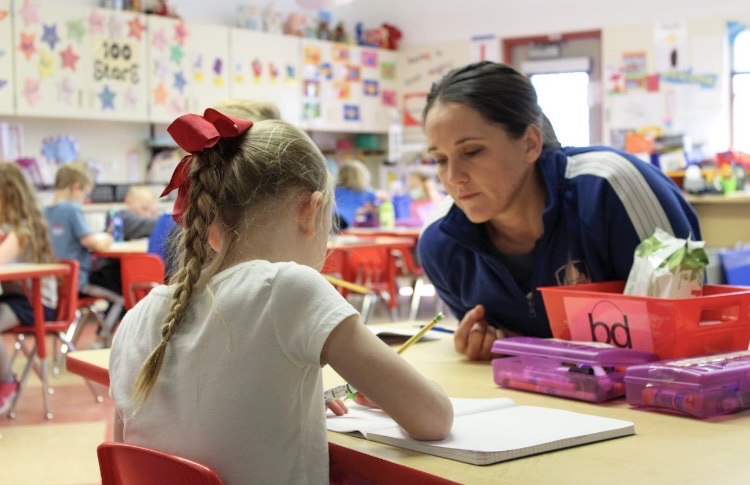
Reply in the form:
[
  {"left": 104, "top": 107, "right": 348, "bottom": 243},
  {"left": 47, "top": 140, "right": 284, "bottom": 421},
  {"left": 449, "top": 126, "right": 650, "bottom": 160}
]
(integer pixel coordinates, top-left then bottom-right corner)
[
  {"left": 108, "top": 109, "right": 453, "bottom": 484},
  {"left": 0, "top": 163, "right": 58, "bottom": 413}
]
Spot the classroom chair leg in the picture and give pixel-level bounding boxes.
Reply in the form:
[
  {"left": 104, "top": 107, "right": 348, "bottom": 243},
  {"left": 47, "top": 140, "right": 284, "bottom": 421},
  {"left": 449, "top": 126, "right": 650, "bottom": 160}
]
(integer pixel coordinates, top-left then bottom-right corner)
[{"left": 408, "top": 276, "right": 425, "bottom": 322}]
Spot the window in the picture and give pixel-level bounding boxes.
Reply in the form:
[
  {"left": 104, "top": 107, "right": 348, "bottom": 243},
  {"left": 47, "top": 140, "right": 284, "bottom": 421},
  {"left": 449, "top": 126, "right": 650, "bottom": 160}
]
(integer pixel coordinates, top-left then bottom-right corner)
[
  {"left": 732, "top": 30, "right": 750, "bottom": 152},
  {"left": 530, "top": 71, "right": 591, "bottom": 147}
]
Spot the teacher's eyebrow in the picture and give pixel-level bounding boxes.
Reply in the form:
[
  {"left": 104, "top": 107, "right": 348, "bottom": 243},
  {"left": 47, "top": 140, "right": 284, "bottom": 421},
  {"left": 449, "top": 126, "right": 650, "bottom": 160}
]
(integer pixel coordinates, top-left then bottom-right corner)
[{"left": 427, "top": 137, "right": 484, "bottom": 152}]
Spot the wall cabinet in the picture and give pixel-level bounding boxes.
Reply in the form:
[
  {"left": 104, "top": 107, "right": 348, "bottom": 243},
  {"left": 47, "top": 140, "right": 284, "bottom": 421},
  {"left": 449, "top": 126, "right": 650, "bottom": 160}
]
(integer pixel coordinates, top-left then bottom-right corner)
[
  {"left": 6, "top": 1, "right": 397, "bottom": 134},
  {"left": 228, "top": 29, "right": 302, "bottom": 125},
  {"left": 146, "top": 16, "right": 230, "bottom": 122},
  {"left": 0, "top": 0, "right": 13, "bottom": 115},
  {"left": 12, "top": 0, "right": 148, "bottom": 120}
]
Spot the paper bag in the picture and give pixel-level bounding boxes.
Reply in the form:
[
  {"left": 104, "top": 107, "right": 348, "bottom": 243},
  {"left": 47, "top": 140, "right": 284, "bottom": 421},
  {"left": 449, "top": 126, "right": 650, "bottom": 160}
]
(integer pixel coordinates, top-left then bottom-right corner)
[{"left": 624, "top": 228, "right": 708, "bottom": 298}]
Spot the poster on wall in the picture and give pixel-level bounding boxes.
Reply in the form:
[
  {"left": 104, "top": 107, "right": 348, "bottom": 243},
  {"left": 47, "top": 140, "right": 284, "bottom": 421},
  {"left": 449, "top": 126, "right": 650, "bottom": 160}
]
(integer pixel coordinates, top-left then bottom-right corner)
[
  {"left": 654, "top": 20, "right": 689, "bottom": 72},
  {"left": 470, "top": 34, "right": 500, "bottom": 63}
]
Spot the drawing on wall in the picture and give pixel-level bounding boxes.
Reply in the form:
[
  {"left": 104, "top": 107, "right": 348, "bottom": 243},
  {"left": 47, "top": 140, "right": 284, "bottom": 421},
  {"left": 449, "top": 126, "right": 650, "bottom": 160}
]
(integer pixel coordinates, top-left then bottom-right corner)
[
  {"left": 332, "top": 43, "right": 349, "bottom": 62},
  {"left": 382, "top": 89, "right": 396, "bottom": 107},
  {"left": 363, "top": 79, "right": 378, "bottom": 96},
  {"left": 304, "top": 45, "right": 321, "bottom": 65},
  {"left": 654, "top": 20, "right": 689, "bottom": 72},
  {"left": 343, "top": 104, "right": 359, "bottom": 121},
  {"left": 623, "top": 52, "right": 647, "bottom": 90},
  {"left": 303, "top": 101, "right": 320, "bottom": 120},
  {"left": 470, "top": 34, "right": 499, "bottom": 63},
  {"left": 402, "top": 92, "right": 427, "bottom": 127},
  {"left": 381, "top": 62, "right": 396, "bottom": 80},
  {"left": 361, "top": 49, "right": 377, "bottom": 67}
]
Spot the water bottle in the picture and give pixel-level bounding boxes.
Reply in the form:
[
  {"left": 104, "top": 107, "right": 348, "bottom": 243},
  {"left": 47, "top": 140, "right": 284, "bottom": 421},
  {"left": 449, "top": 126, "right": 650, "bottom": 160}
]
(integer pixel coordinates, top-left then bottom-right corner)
[
  {"left": 378, "top": 200, "right": 395, "bottom": 229},
  {"left": 108, "top": 209, "right": 124, "bottom": 242}
]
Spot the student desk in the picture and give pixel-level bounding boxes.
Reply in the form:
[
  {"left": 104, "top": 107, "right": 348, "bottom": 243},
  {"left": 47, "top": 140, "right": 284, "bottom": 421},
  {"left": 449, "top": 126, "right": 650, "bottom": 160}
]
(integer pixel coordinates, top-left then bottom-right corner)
[
  {"left": 0, "top": 263, "right": 70, "bottom": 415},
  {"left": 93, "top": 239, "right": 149, "bottom": 258},
  {"left": 66, "top": 326, "right": 750, "bottom": 484}
]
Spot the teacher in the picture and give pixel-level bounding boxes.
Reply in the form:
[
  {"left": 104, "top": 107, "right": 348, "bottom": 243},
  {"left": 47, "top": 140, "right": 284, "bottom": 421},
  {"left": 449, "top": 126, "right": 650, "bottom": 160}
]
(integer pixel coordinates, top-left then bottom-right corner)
[{"left": 418, "top": 61, "right": 700, "bottom": 360}]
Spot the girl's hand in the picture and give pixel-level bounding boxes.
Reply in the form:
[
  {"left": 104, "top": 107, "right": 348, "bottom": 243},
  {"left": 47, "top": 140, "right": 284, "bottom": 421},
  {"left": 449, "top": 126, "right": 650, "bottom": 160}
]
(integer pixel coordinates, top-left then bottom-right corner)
[
  {"left": 455, "top": 305, "right": 519, "bottom": 361},
  {"left": 326, "top": 399, "right": 349, "bottom": 416}
]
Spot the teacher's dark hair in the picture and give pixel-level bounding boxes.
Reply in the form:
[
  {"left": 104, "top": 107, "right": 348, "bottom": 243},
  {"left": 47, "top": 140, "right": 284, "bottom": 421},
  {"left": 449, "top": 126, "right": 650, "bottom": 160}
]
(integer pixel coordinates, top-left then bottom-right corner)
[{"left": 423, "top": 61, "right": 561, "bottom": 150}]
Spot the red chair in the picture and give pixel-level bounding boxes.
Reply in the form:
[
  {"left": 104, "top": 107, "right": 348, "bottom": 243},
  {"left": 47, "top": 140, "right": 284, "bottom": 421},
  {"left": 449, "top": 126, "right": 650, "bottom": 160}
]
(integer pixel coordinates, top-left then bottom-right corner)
[
  {"left": 97, "top": 442, "right": 223, "bottom": 485},
  {"left": 119, "top": 253, "right": 165, "bottom": 311},
  {"left": 6, "top": 259, "right": 102, "bottom": 419}
]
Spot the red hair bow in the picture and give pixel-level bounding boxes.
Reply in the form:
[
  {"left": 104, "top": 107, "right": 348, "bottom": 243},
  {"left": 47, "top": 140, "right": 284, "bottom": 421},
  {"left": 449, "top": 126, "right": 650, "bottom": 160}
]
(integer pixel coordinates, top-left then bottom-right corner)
[{"left": 160, "top": 108, "right": 253, "bottom": 226}]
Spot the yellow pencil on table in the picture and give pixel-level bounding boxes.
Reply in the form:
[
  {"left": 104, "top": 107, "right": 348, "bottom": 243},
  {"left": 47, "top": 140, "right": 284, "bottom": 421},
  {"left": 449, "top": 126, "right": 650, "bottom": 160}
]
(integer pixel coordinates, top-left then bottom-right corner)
[{"left": 323, "top": 312, "right": 444, "bottom": 403}]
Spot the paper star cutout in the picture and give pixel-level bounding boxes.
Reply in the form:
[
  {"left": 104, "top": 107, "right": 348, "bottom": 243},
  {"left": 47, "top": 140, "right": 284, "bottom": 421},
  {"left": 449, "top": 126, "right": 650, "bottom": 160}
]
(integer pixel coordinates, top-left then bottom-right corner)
[
  {"left": 41, "top": 24, "right": 59, "bottom": 50},
  {"left": 0, "top": 49, "right": 5, "bottom": 58},
  {"left": 0, "top": 80, "right": 7, "bottom": 91},
  {"left": 98, "top": 85, "right": 116, "bottom": 110},
  {"left": 128, "top": 17, "right": 145, "bottom": 40},
  {"left": 213, "top": 77, "right": 224, "bottom": 87},
  {"left": 22, "top": 78, "right": 41, "bottom": 106},
  {"left": 107, "top": 15, "right": 124, "bottom": 39},
  {"left": 193, "top": 54, "right": 202, "bottom": 70},
  {"left": 213, "top": 58, "right": 223, "bottom": 76},
  {"left": 193, "top": 72, "right": 204, "bottom": 83},
  {"left": 174, "top": 22, "right": 188, "bottom": 45},
  {"left": 19, "top": 0, "right": 39, "bottom": 26},
  {"left": 66, "top": 19, "right": 86, "bottom": 43},
  {"left": 151, "top": 29, "right": 167, "bottom": 51},
  {"left": 56, "top": 77, "right": 75, "bottom": 104},
  {"left": 18, "top": 32, "right": 36, "bottom": 61},
  {"left": 173, "top": 71, "right": 187, "bottom": 93},
  {"left": 38, "top": 50, "right": 55, "bottom": 79},
  {"left": 153, "top": 58, "right": 169, "bottom": 80},
  {"left": 0, "top": 10, "right": 9, "bottom": 21},
  {"left": 123, "top": 86, "right": 138, "bottom": 110},
  {"left": 88, "top": 9, "right": 105, "bottom": 35},
  {"left": 169, "top": 96, "right": 185, "bottom": 116},
  {"left": 60, "top": 45, "right": 79, "bottom": 70},
  {"left": 152, "top": 83, "right": 168, "bottom": 105},
  {"left": 170, "top": 44, "right": 184, "bottom": 65}
]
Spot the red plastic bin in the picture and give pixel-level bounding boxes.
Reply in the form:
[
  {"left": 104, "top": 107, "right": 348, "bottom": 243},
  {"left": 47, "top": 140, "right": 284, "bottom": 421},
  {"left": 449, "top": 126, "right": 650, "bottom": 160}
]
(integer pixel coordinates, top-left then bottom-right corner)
[{"left": 539, "top": 281, "right": 750, "bottom": 360}]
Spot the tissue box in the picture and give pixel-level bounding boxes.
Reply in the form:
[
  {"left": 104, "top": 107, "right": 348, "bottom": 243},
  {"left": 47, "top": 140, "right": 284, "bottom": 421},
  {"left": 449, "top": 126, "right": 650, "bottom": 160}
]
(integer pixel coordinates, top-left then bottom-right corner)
[
  {"left": 492, "top": 337, "right": 657, "bottom": 402},
  {"left": 539, "top": 281, "right": 750, "bottom": 360},
  {"left": 624, "top": 351, "right": 750, "bottom": 418}
]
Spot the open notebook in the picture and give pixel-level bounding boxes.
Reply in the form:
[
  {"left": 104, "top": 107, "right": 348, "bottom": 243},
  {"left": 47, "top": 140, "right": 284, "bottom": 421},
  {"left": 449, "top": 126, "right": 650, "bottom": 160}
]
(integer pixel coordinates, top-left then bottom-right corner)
[{"left": 326, "top": 398, "right": 634, "bottom": 466}]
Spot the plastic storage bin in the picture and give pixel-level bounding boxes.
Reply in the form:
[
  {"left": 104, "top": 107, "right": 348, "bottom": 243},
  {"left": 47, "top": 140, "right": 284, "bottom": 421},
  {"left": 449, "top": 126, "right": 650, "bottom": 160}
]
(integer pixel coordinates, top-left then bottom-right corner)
[
  {"left": 539, "top": 281, "right": 750, "bottom": 360},
  {"left": 492, "top": 337, "right": 657, "bottom": 402},
  {"left": 719, "top": 247, "right": 750, "bottom": 286},
  {"left": 624, "top": 350, "right": 750, "bottom": 418}
]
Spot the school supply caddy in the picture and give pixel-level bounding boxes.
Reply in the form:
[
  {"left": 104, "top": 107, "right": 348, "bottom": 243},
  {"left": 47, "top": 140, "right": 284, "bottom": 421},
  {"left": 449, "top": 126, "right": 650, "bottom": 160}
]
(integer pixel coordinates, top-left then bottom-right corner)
[
  {"left": 326, "top": 398, "right": 634, "bottom": 465},
  {"left": 624, "top": 350, "right": 750, "bottom": 418},
  {"left": 492, "top": 337, "right": 658, "bottom": 402},
  {"left": 539, "top": 281, "right": 750, "bottom": 360}
]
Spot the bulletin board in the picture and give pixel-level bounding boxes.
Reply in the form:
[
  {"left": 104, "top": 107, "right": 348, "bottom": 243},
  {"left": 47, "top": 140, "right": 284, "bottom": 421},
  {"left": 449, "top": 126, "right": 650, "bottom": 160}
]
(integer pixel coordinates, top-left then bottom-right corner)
[{"left": 604, "top": 20, "right": 728, "bottom": 154}]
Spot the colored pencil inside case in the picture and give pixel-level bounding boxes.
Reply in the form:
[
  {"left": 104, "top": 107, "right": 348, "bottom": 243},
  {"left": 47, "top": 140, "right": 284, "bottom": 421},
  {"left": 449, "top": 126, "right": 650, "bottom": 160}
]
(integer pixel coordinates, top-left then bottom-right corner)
[
  {"left": 492, "top": 337, "right": 658, "bottom": 403},
  {"left": 624, "top": 350, "right": 750, "bottom": 418}
]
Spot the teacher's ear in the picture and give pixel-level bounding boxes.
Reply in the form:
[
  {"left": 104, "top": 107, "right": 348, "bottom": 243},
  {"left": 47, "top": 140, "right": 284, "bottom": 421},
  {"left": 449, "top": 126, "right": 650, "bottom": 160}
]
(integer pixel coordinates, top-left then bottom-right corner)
[{"left": 523, "top": 124, "right": 543, "bottom": 163}]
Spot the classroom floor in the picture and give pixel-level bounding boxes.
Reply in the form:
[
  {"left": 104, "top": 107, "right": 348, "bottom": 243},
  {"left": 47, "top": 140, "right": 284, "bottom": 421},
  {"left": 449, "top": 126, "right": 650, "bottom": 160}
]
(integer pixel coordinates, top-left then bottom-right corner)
[{"left": 0, "top": 291, "right": 447, "bottom": 485}]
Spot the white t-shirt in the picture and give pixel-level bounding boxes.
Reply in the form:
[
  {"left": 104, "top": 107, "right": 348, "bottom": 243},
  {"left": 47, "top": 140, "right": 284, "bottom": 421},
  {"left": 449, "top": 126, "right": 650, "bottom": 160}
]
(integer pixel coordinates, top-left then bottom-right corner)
[{"left": 109, "top": 260, "right": 358, "bottom": 485}]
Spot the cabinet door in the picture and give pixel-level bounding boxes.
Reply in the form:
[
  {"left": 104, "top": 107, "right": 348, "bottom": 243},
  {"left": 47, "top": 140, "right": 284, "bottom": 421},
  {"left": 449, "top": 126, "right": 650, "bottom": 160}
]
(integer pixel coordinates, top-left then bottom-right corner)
[
  {"left": 300, "top": 39, "right": 364, "bottom": 132},
  {"left": 13, "top": 0, "right": 148, "bottom": 120},
  {"left": 228, "top": 29, "right": 302, "bottom": 125},
  {"left": 0, "top": 0, "right": 12, "bottom": 114},
  {"left": 147, "top": 16, "right": 230, "bottom": 122},
  {"left": 359, "top": 48, "right": 399, "bottom": 134}
]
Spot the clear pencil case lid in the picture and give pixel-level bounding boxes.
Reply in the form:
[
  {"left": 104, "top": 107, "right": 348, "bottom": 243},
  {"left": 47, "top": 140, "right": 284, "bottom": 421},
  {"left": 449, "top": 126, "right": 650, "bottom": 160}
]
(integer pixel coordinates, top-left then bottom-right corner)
[
  {"left": 624, "top": 350, "right": 750, "bottom": 418},
  {"left": 492, "top": 337, "right": 658, "bottom": 403}
]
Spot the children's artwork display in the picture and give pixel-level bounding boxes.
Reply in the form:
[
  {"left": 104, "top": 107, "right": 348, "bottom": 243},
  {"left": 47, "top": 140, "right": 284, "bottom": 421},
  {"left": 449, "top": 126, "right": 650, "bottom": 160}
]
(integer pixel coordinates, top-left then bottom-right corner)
[
  {"left": 300, "top": 38, "right": 398, "bottom": 133},
  {"left": 12, "top": 0, "right": 148, "bottom": 120},
  {"left": 147, "top": 16, "right": 230, "bottom": 122},
  {"left": 0, "top": 0, "right": 13, "bottom": 115},
  {"left": 228, "top": 29, "right": 302, "bottom": 124}
]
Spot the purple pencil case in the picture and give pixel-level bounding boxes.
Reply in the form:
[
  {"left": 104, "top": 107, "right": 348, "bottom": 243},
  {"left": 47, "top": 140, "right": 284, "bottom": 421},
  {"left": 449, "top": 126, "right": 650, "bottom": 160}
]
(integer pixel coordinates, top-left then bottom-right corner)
[
  {"left": 624, "top": 350, "right": 750, "bottom": 418},
  {"left": 492, "top": 337, "right": 658, "bottom": 403}
]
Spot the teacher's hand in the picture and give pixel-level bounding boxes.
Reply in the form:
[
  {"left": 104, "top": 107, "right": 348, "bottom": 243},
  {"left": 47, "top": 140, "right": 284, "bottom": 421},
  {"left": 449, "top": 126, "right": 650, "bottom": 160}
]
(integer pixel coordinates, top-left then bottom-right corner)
[{"left": 455, "top": 305, "right": 518, "bottom": 361}]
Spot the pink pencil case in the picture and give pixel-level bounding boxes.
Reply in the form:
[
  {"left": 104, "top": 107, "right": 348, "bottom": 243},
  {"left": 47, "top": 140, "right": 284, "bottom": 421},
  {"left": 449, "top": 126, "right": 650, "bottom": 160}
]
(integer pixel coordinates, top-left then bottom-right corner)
[
  {"left": 492, "top": 337, "right": 658, "bottom": 402},
  {"left": 624, "top": 350, "right": 750, "bottom": 418}
]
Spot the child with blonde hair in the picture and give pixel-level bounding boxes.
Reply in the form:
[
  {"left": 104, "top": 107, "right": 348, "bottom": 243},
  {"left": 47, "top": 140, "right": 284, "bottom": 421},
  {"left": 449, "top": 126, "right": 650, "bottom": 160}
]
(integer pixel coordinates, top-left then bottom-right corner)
[
  {"left": 0, "top": 163, "right": 58, "bottom": 413},
  {"left": 108, "top": 109, "right": 453, "bottom": 484},
  {"left": 44, "top": 162, "right": 123, "bottom": 334}
]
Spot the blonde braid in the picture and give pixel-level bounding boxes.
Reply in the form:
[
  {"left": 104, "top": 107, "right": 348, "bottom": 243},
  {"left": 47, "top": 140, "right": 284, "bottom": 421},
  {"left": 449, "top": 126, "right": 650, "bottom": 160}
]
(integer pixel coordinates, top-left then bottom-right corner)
[{"left": 131, "top": 158, "right": 219, "bottom": 410}]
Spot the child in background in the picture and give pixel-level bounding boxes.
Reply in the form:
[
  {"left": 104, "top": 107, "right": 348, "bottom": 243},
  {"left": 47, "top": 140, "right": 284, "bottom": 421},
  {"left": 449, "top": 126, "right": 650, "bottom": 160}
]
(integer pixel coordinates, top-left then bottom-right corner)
[
  {"left": 334, "top": 160, "right": 388, "bottom": 227},
  {"left": 0, "top": 163, "right": 58, "bottom": 414},
  {"left": 108, "top": 110, "right": 453, "bottom": 484},
  {"left": 44, "top": 162, "right": 123, "bottom": 335},
  {"left": 406, "top": 169, "right": 444, "bottom": 223}
]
